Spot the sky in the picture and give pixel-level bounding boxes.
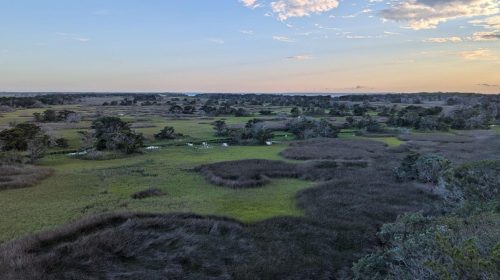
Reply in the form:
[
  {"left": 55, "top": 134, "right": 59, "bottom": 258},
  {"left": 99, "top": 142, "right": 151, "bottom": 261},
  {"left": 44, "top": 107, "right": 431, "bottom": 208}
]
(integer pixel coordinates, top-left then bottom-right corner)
[{"left": 0, "top": 0, "right": 499, "bottom": 94}]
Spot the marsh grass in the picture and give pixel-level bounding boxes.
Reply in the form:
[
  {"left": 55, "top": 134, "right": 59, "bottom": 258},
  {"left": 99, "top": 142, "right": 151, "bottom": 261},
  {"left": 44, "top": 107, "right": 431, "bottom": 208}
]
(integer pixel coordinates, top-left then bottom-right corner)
[{"left": 0, "top": 164, "right": 52, "bottom": 190}]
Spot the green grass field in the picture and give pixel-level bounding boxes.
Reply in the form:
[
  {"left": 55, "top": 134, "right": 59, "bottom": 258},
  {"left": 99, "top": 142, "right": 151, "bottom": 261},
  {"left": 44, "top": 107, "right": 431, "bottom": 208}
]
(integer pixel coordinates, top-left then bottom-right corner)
[{"left": 0, "top": 143, "right": 314, "bottom": 242}]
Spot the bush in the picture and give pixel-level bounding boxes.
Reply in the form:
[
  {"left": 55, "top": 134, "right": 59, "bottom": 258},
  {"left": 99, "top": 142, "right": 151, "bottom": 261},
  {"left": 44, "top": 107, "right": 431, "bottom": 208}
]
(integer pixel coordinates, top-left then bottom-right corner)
[
  {"left": 353, "top": 211, "right": 500, "bottom": 280},
  {"left": 54, "top": 138, "right": 69, "bottom": 148},
  {"left": 395, "top": 153, "right": 451, "bottom": 184},
  {"left": 132, "top": 188, "right": 166, "bottom": 199},
  {"left": 154, "top": 126, "right": 182, "bottom": 140},
  {"left": 445, "top": 160, "right": 500, "bottom": 202}
]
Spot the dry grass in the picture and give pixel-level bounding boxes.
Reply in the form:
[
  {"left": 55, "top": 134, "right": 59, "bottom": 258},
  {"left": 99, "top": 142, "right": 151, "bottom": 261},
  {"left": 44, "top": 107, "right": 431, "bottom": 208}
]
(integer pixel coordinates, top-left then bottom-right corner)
[
  {"left": 280, "top": 138, "right": 388, "bottom": 161},
  {"left": 0, "top": 164, "right": 53, "bottom": 191},
  {"left": 0, "top": 212, "right": 344, "bottom": 279},
  {"left": 196, "top": 159, "right": 358, "bottom": 188}
]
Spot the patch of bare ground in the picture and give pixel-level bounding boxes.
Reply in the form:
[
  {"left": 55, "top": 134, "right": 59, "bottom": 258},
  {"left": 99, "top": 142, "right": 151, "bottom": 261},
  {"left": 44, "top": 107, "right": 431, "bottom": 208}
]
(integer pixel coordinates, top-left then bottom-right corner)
[{"left": 0, "top": 164, "right": 53, "bottom": 191}]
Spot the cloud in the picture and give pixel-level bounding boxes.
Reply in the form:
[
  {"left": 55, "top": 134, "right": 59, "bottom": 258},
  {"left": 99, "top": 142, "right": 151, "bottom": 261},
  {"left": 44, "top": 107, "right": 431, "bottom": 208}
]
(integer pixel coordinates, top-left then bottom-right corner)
[
  {"left": 240, "top": 0, "right": 260, "bottom": 8},
  {"left": 56, "top": 32, "right": 91, "bottom": 43},
  {"left": 477, "top": 83, "right": 500, "bottom": 87},
  {"left": 208, "top": 38, "right": 225, "bottom": 44},
  {"left": 239, "top": 30, "right": 255, "bottom": 35},
  {"left": 471, "top": 31, "right": 500, "bottom": 41},
  {"left": 424, "top": 36, "right": 462, "bottom": 43},
  {"left": 380, "top": 0, "right": 499, "bottom": 30},
  {"left": 270, "top": 0, "right": 340, "bottom": 21},
  {"left": 460, "top": 48, "right": 497, "bottom": 60},
  {"left": 470, "top": 15, "right": 500, "bottom": 30},
  {"left": 287, "top": 54, "right": 312, "bottom": 60},
  {"left": 273, "top": 35, "right": 295, "bottom": 42},
  {"left": 74, "top": 38, "right": 91, "bottom": 42}
]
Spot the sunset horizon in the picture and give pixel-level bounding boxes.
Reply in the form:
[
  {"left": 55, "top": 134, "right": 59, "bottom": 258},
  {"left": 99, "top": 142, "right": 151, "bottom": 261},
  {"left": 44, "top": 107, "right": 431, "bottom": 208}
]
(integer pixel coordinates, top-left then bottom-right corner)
[{"left": 1, "top": 0, "right": 499, "bottom": 93}]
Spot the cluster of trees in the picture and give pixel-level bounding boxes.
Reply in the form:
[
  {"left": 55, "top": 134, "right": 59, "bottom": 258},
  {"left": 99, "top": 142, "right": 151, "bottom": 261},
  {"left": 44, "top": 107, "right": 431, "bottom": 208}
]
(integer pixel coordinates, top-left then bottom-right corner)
[
  {"left": 33, "top": 109, "right": 81, "bottom": 123},
  {"left": 211, "top": 119, "right": 273, "bottom": 145},
  {"left": 0, "top": 123, "right": 50, "bottom": 163},
  {"left": 387, "top": 106, "right": 447, "bottom": 130},
  {"left": 345, "top": 115, "right": 384, "bottom": 133},
  {"left": 200, "top": 102, "right": 250, "bottom": 117},
  {"left": 286, "top": 117, "right": 339, "bottom": 139},
  {"left": 0, "top": 94, "right": 79, "bottom": 108},
  {"left": 81, "top": 117, "right": 143, "bottom": 154},
  {"left": 386, "top": 104, "right": 496, "bottom": 131}
]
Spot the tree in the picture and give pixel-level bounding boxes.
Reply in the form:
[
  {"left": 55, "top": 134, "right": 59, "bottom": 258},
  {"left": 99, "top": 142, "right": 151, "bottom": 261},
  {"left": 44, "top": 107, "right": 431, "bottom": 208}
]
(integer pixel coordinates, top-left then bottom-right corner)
[
  {"left": 91, "top": 117, "right": 143, "bottom": 154},
  {"left": 0, "top": 123, "right": 42, "bottom": 151},
  {"left": 54, "top": 138, "right": 69, "bottom": 148},
  {"left": 212, "top": 120, "right": 228, "bottom": 136},
  {"left": 248, "top": 122, "right": 273, "bottom": 145},
  {"left": 286, "top": 118, "right": 338, "bottom": 140},
  {"left": 290, "top": 107, "right": 301, "bottom": 117},
  {"left": 26, "top": 133, "right": 49, "bottom": 163},
  {"left": 154, "top": 126, "right": 180, "bottom": 140}
]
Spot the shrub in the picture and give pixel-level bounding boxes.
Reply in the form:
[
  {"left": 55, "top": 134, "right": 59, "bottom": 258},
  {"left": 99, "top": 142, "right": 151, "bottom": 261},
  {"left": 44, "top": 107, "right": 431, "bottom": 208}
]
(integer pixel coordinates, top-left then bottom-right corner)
[
  {"left": 132, "top": 188, "right": 166, "bottom": 199},
  {"left": 395, "top": 153, "right": 451, "bottom": 184},
  {"left": 445, "top": 160, "right": 499, "bottom": 202},
  {"left": 353, "top": 211, "right": 500, "bottom": 280},
  {"left": 54, "top": 138, "right": 69, "bottom": 148},
  {"left": 154, "top": 126, "right": 182, "bottom": 140}
]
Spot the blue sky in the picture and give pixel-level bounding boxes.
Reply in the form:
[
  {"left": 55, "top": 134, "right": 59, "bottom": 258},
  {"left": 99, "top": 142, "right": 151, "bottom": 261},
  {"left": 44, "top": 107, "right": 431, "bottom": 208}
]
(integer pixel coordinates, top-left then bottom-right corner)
[{"left": 0, "top": 0, "right": 499, "bottom": 93}]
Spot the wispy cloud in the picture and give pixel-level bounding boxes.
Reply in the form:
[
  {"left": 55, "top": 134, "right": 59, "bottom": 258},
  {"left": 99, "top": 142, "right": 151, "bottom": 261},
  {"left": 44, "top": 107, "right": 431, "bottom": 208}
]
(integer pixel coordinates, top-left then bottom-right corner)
[
  {"left": 239, "top": 30, "right": 254, "bottom": 35},
  {"left": 380, "top": 0, "right": 499, "bottom": 30},
  {"left": 208, "top": 38, "right": 225, "bottom": 44},
  {"left": 240, "top": 0, "right": 262, "bottom": 9},
  {"left": 56, "top": 32, "right": 91, "bottom": 43},
  {"left": 471, "top": 31, "right": 500, "bottom": 41},
  {"left": 424, "top": 37, "right": 462, "bottom": 43},
  {"left": 270, "top": 0, "right": 339, "bottom": 21},
  {"left": 287, "top": 54, "right": 312, "bottom": 60},
  {"left": 460, "top": 48, "right": 497, "bottom": 61},
  {"left": 477, "top": 83, "right": 499, "bottom": 87},
  {"left": 273, "top": 35, "right": 295, "bottom": 42}
]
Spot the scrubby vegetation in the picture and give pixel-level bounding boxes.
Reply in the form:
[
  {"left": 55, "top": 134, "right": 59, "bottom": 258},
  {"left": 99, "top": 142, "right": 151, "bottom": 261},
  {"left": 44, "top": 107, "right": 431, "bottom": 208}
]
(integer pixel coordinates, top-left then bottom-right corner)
[{"left": 0, "top": 164, "right": 52, "bottom": 190}]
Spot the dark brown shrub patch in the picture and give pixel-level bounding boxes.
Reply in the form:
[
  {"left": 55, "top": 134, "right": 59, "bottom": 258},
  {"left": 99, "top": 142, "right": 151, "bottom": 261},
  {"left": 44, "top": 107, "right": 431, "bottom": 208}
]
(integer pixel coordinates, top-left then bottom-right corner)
[{"left": 132, "top": 188, "right": 166, "bottom": 199}]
